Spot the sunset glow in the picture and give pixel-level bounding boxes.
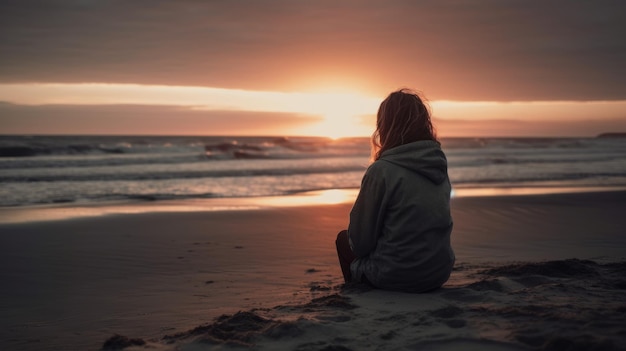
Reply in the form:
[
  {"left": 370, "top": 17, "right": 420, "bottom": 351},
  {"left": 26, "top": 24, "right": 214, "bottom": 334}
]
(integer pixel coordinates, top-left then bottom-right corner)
[
  {"left": 1, "top": 83, "right": 625, "bottom": 137},
  {"left": 0, "top": 83, "right": 380, "bottom": 138}
]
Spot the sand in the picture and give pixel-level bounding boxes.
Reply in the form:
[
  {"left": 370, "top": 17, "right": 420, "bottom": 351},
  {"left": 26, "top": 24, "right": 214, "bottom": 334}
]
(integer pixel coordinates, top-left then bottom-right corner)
[{"left": 1, "top": 191, "right": 625, "bottom": 351}]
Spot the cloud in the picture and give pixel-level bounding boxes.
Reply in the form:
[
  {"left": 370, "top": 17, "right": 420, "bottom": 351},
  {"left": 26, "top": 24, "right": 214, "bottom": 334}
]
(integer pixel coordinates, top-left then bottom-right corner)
[
  {"left": 0, "top": 103, "right": 322, "bottom": 135},
  {"left": 1, "top": 0, "right": 625, "bottom": 101}
]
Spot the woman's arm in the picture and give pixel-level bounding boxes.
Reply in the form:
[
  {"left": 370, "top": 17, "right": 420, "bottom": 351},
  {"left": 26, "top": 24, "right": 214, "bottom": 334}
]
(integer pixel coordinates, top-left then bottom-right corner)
[{"left": 348, "top": 164, "right": 387, "bottom": 257}]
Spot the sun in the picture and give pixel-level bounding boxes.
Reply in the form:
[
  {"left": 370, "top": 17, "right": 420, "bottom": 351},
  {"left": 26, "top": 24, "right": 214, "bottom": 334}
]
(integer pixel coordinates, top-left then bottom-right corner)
[
  {"left": 292, "top": 91, "right": 380, "bottom": 138},
  {"left": 300, "top": 116, "right": 370, "bottom": 139}
]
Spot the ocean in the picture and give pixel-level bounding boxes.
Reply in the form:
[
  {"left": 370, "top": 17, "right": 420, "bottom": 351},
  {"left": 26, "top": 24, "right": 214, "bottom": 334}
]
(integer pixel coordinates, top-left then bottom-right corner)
[{"left": 1, "top": 135, "right": 625, "bottom": 207}]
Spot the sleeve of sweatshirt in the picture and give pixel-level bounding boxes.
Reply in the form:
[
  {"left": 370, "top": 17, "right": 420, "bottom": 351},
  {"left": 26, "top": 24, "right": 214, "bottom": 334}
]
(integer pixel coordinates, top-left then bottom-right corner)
[{"left": 348, "top": 163, "right": 387, "bottom": 257}]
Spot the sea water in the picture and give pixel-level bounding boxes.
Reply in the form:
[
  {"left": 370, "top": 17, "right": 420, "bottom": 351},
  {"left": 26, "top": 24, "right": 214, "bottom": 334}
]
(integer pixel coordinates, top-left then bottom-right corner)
[{"left": 1, "top": 135, "right": 625, "bottom": 207}]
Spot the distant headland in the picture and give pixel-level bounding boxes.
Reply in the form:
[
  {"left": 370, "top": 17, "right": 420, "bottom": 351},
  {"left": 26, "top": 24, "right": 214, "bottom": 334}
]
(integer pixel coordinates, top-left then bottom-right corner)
[{"left": 597, "top": 132, "right": 626, "bottom": 138}]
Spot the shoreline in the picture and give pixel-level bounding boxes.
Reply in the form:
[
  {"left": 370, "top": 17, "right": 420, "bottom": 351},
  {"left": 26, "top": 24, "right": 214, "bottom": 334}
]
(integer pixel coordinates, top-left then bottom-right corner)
[{"left": 2, "top": 185, "right": 626, "bottom": 224}]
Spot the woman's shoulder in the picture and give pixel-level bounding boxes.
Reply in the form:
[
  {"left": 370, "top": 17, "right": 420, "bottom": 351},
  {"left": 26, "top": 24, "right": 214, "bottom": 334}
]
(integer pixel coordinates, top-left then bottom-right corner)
[
  {"left": 366, "top": 159, "right": 389, "bottom": 172},
  {"left": 364, "top": 159, "right": 398, "bottom": 179}
]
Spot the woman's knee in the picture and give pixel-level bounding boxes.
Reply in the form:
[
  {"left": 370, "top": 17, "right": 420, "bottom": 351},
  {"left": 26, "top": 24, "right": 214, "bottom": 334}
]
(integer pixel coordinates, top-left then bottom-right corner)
[{"left": 336, "top": 230, "right": 348, "bottom": 247}]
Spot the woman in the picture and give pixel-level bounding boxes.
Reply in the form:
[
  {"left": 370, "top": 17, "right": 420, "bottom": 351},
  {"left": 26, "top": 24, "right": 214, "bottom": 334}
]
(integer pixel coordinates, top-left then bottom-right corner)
[{"left": 336, "top": 88, "right": 454, "bottom": 292}]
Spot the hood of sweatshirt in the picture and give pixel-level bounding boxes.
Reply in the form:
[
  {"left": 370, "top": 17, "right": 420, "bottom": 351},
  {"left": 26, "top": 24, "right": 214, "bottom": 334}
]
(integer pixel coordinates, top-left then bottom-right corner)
[{"left": 379, "top": 140, "right": 448, "bottom": 184}]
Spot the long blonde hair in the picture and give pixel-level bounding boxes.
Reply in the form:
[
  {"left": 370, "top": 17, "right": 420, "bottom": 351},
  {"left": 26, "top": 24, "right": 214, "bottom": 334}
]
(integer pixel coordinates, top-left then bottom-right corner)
[{"left": 371, "top": 89, "right": 437, "bottom": 161}]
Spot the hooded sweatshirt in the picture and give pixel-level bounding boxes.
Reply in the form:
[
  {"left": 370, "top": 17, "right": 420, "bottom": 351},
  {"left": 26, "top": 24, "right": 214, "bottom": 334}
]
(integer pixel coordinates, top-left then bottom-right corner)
[{"left": 348, "top": 140, "right": 455, "bottom": 292}]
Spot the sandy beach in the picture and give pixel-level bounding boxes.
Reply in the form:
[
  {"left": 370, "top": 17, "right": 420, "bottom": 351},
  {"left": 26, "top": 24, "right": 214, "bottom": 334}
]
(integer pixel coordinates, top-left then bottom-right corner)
[{"left": 1, "top": 190, "right": 625, "bottom": 351}]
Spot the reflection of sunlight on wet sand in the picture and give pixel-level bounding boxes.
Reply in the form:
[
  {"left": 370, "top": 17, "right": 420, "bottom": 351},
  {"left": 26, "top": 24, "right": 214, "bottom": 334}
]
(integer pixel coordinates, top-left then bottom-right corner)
[
  {"left": 6, "top": 187, "right": 624, "bottom": 224},
  {"left": 451, "top": 186, "right": 626, "bottom": 198},
  {"left": 0, "top": 202, "right": 255, "bottom": 224},
  {"left": 0, "top": 189, "right": 360, "bottom": 224},
  {"left": 257, "top": 189, "right": 359, "bottom": 206}
]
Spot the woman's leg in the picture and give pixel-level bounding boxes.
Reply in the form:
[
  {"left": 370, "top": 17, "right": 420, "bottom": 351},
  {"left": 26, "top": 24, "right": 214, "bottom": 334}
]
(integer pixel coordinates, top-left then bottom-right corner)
[{"left": 335, "top": 230, "right": 356, "bottom": 283}]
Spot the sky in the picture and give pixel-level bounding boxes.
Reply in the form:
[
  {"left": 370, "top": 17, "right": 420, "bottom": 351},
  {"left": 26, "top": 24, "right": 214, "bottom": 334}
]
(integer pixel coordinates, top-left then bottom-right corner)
[{"left": 1, "top": 0, "right": 625, "bottom": 137}]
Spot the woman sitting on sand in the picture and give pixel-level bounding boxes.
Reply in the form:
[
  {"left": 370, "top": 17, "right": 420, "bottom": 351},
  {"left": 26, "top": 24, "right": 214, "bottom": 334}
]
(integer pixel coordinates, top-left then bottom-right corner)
[{"left": 336, "top": 88, "right": 455, "bottom": 292}]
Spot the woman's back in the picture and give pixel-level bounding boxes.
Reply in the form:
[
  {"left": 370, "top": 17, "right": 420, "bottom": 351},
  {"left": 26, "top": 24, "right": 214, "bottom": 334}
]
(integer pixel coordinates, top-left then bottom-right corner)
[{"left": 348, "top": 140, "right": 454, "bottom": 292}]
